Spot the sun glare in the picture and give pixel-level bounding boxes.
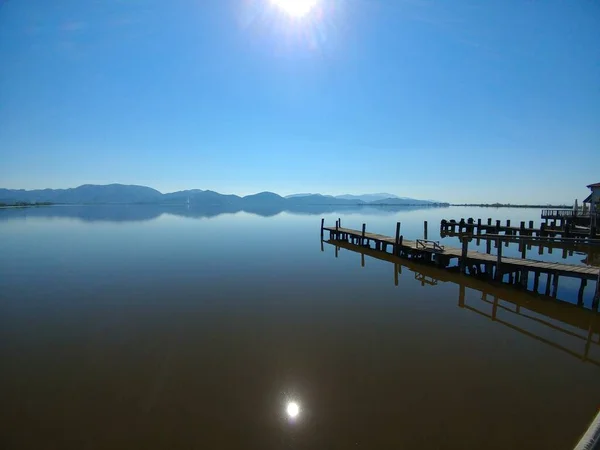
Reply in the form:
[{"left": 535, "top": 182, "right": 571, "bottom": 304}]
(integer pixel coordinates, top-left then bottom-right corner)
[
  {"left": 286, "top": 401, "right": 300, "bottom": 418},
  {"left": 271, "top": 0, "right": 319, "bottom": 18}
]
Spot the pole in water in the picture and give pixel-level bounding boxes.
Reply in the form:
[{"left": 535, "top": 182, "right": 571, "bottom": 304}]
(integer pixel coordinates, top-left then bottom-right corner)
[
  {"left": 361, "top": 223, "right": 366, "bottom": 246},
  {"left": 395, "top": 222, "right": 401, "bottom": 256},
  {"left": 320, "top": 218, "right": 324, "bottom": 240},
  {"left": 593, "top": 271, "right": 600, "bottom": 311},
  {"left": 424, "top": 221, "right": 428, "bottom": 240}
]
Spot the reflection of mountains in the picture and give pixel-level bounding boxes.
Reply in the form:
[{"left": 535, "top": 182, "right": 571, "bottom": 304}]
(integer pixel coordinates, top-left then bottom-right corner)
[
  {"left": 0, "top": 204, "right": 448, "bottom": 223},
  {"left": 324, "top": 239, "right": 600, "bottom": 367}
]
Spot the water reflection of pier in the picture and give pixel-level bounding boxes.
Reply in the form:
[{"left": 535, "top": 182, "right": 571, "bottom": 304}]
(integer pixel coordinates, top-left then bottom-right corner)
[{"left": 324, "top": 240, "right": 600, "bottom": 367}]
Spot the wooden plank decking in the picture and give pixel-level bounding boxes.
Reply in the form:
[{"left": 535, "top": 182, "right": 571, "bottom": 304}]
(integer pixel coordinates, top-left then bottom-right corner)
[
  {"left": 324, "top": 226, "right": 599, "bottom": 279},
  {"left": 322, "top": 220, "right": 600, "bottom": 310}
]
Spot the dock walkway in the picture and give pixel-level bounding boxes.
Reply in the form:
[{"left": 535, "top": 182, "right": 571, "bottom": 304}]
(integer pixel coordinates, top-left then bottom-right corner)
[{"left": 322, "top": 221, "right": 600, "bottom": 309}]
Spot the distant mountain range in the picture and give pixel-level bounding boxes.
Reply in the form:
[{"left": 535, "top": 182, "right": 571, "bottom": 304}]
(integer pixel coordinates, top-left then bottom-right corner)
[{"left": 0, "top": 184, "right": 448, "bottom": 207}]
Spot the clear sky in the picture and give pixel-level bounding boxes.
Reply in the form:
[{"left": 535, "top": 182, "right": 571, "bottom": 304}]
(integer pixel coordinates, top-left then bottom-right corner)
[{"left": 1, "top": 0, "right": 599, "bottom": 203}]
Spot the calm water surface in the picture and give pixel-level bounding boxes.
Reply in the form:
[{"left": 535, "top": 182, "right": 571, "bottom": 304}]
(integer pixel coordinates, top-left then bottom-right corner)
[{"left": 1, "top": 206, "right": 599, "bottom": 449}]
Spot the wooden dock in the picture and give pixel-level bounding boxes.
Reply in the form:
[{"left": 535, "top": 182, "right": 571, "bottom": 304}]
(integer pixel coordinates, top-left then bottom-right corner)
[
  {"left": 322, "top": 238, "right": 600, "bottom": 366},
  {"left": 442, "top": 217, "right": 600, "bottom": 240},
  {"left": 321, "top": 219, "right": 600, "bottom": 310}
]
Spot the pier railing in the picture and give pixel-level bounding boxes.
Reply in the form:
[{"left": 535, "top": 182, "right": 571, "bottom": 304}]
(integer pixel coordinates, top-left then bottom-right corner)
[{"left": 541, "top": 209, "right": 590, "bottom": 219}]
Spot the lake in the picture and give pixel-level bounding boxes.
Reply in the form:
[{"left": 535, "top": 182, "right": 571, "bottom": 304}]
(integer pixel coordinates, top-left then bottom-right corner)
[{"left": 1, "top": 205, "right": 599, "bottom": 449}]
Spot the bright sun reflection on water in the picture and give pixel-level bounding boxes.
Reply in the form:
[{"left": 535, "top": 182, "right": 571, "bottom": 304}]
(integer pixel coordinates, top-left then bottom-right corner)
[
  {"left": 271, "top": 0, "right": 318, "bottom": 18},
  {"left": 286, "top": 401, "right": 300, "bottom": 418}
]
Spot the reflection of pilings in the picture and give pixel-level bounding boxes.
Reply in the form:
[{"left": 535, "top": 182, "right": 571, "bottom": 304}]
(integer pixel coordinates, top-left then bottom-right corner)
[
  {"left": 323, "top": 221, "right": 599, "bottom": 310},
  {"left": 462, "top": 303, "right": 600, "bottom": 368},
  {"left": 325, "top": 239, "right": 600, "bottom": 334},
  {"left": 331, "top": 232, "right": 600, "bottom": 367}
]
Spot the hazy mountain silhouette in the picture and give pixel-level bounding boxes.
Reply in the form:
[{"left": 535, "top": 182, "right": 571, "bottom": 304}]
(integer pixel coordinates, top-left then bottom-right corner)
[
  {"left": 0, "top": 184, "right": 162, "bottom": 204},
  {"left": 0, "top": 184, "right": 446, "bottom": 207},
  {"left": 334, "top": 193, "right": 399, "bottom": 202},
  {"left": 369, "top": 197, "right": 442, "bottom": 205}
]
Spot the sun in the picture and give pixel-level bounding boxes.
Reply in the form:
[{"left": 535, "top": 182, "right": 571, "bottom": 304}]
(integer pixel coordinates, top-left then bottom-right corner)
[{"left": 271, "top": 0, "right": 319, "bottom": 18}]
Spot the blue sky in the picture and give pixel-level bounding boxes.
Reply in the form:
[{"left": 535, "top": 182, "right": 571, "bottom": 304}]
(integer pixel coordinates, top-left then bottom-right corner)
[{"left": 1, "top": 0, "right": 598, "bottom": 203}]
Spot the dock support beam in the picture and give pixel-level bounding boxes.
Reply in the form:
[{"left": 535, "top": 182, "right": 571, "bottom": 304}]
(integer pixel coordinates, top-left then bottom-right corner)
[
  {"left": 495, "top": 239, "right": 502, "bottom": 281},
  {"left": 320, "top": 218, "right": 324, "bottom": 240},
  {"left": 552, "top": 274, "right": 559, "bottom": 298},
  {"left": 520, "top": 269, "right": 528, "bottom": 289},
  {"left": 361, "top": 223, "right": 366, "bottom": 246},
  {"left": 594, "top": 272, "right": 600, "bottom": 311},
  {"left": 424, "top": 221, "right": 428, "bottom": 240},
  {"left": 533, "top": 272, "right": 540, "bottom": 293},
  {"left": 460, "top": 238, "right": 468, "bottom": 273},
  {"left": 545, "top": 273, "right": 552, "bottom": 297},
  {"left": 578, "top": 279, "right": 587, "bottom": 306},
  {"left": 395, "top": 222, "right": 401, "bottom": 256}
]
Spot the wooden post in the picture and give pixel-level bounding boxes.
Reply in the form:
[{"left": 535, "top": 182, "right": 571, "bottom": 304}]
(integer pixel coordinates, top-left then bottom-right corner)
[
  {"left": 361, "top": 223, "right": 366, "bottom": 246},
  {"left": 520, "top": 222, "right": 525, "bottom": 235},
  {"left": 486, "top": 238, "right": 491, "bottom": 254},
  {"left": 506, "top": 219, "right": 511, "bottom": 227},
  {"left": 520, "top": 269, "right": 528, "bottom": 289},
  {"left": 424, "top": 221, "right": 428, "bottom": 240},
  {"left": 460, "top": 237, "right": 469, "bottom": 273},
  {"left": 394, "top": 263, "right": 398, "bottom": 286},
  {"left": 320, "top": 218, "right": 324, "bottom": 239},
  {"left": 395, "top": 222, "right": 401, "bottom": 256},
  {"left": 487, "top": 218, "right": 492, "bottom": 226},
  {"left": 552, "top": 274, "right": 559, "bottom": 298},
  {"left": 361, "top": 253, "right": 365, "bottom": 267},
  {"left": 486, "top": 263, "right": 493, "bottom": 278},
  {"left": 545, "top": 273, "right": 552, "bottom": 296},
  {"left": 338, "top": 218, "right": 341, "bottom": 229},
  {"left": 529, "top": 220, "right": 534, "bottom": 229},
  {"left": 496, "top": 219, "right": 501, "bottom": 228},
  {"left": 521, "top": 242, "right": 527, "bottom": 259},
  {"left": 477, "top": 218, "right": 481, "bottom": 234},
  {"left": 593, "top": 271, "right": 600, "bottom": 311},
  {"left": 335, "top": 245, "right": 339, "bottom": 258},
  {"left": 495, "top": 239, "right": 503, "bottom": 281},
  {"left": 578, "top": 279, "right": 587, "bottom": 306},
  {"left": 533, "top": 272, "right": 540, "bottom": 293}
]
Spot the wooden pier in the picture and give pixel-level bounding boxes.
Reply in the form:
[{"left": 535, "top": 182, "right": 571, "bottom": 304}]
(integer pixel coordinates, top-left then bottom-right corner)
[
  {"left": 441, "top": 217, "right": 600, "bottom": 240},
  {"left": 322, "top": 238, "right": 600, "bottom": 366},
  {"left": 321, "top": 219, "right": 600, "bottom": 310}
]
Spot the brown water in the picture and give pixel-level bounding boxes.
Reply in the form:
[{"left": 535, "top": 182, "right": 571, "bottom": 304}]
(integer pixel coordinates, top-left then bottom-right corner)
[{"left": 1, "top": 205, "right": 599, "bottom": 449}]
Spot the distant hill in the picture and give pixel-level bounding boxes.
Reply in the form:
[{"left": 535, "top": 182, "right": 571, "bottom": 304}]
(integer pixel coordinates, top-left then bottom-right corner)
[
  {"left": 369, "top": 197, "right": 445, "bottom": 206},
  {"left": 0, "top": 184, "right": 162, "bottom": 204},
  {"left": 285, "top": 193, "right": 317, "bottom": 198},
  {"left": 334, "top": 193, "right": 398, "bottom": 202},
  {"left": 287, "top": 194, "right": 363, "bottom": 205},
  {"left": 0, "top": 184, "right": 446, "bottom": 207},
  {"left": 163, "top": 189, "right": 242, "bottom": 206}
]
